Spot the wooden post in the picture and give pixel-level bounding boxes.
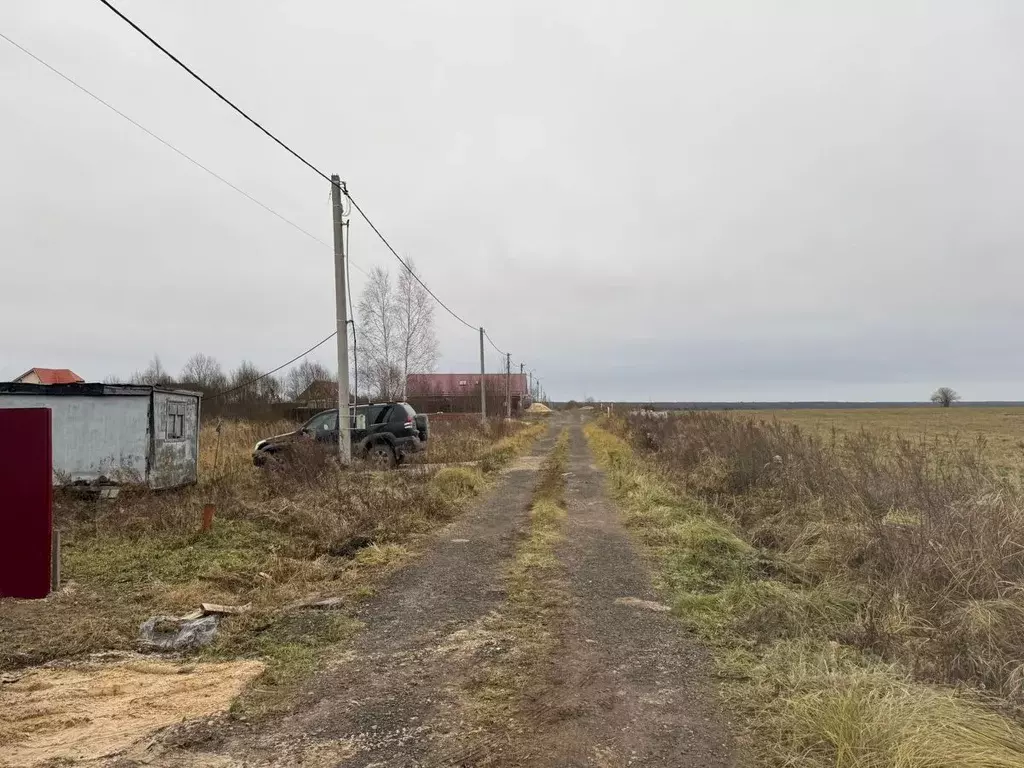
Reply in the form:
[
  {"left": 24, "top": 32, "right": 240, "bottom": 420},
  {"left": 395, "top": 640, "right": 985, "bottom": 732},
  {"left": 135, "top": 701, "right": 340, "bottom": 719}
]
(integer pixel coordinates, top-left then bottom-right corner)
[{"left": 201, "top": 504, "right": 216, "bottom": 532}]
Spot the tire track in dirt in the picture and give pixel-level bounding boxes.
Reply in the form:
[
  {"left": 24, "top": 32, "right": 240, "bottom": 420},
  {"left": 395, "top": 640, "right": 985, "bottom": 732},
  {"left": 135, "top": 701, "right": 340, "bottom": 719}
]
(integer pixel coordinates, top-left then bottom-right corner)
[{"left": 441, "top": 418, "right": 735, "bottom": 767}]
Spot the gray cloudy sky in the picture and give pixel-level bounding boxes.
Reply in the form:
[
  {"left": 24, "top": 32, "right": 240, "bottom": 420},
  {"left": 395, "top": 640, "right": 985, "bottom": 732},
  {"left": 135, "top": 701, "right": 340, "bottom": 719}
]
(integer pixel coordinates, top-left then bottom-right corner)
[{"left": 2, "top": 1, "right": 1023, "bottom": 401}]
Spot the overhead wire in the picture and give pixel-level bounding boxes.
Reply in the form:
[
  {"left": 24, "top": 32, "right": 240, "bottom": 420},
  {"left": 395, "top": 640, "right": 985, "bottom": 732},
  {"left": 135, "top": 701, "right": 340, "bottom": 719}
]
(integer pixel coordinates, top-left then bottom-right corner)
[
  {"left": 74, "top": 1, "right": 539, "bottom": 397},
  {"left": 343, "top": 195, "right": 478, "bottom": 332},
  {"left": 96, "top": 0, "right": 484, "bottom": 334},
  {"left": 483, "top": 330, "right": 507, "bottom": 357},
  {"left": 204, "top": 331, "right": 338, "bottom": 402},
  {"left": 0, "top": 30, "right": 369, "bottom": 278},
  {"left": 97, "top": 0, "right": 332, "bottom": 185}
]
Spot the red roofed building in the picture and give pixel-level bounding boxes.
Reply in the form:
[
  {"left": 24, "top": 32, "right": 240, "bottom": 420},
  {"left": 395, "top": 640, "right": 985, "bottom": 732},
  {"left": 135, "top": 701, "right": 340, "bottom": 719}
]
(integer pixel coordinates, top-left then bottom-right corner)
[
  {"left": 13, "top": 368, "right": 85, "bottom": 385},
  {"left": 406, "top": 373, "right": 527, "bottom": 414}
]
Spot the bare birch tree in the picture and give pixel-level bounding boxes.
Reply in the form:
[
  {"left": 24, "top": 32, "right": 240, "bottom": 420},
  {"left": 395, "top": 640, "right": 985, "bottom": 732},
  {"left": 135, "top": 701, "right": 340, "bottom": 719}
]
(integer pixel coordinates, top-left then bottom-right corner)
[
  {"left": 357, "top": 264, "right": 439, "bottom": 400},
  {"left": 358, "top": 266, "right": 402, "bottom": 400},
  {"left": 395, "top": 259, "right": 439, "bottom": 397}
]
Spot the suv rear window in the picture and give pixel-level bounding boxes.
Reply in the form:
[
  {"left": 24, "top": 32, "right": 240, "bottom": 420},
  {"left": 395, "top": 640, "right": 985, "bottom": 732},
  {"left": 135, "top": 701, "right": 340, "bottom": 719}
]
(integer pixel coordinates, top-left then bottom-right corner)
[{"left": 389, "top": 403, "right": 416, "bottom": 421}]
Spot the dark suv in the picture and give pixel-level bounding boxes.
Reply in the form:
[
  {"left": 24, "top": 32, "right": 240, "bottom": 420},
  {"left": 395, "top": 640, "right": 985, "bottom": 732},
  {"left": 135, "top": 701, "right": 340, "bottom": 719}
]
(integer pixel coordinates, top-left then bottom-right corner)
[{"left": 253, "top": 402, "right": 429, "bottom": 468}]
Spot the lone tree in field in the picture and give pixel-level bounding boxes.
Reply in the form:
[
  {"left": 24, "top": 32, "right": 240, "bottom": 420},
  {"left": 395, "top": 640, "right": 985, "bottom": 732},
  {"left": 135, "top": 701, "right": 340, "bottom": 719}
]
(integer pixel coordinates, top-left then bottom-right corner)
[{"left": 931, "top": 387, "right": 961, "bottom": 408}]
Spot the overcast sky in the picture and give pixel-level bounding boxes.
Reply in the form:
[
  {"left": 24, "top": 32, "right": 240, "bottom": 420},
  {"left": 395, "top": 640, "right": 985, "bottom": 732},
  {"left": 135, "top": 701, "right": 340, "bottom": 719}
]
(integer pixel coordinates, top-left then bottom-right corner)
[{"left": 3, "top": 1, "right": 1023, "bottom": 401}]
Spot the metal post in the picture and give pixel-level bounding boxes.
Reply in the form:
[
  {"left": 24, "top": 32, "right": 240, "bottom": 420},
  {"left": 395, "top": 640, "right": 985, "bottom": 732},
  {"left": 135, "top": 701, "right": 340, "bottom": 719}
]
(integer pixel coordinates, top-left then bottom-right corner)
[
  {"left": 479, "top": 327, "right": 487, "bottom": 425},
  {"left": 331, "top": 175, "right": 352, "bottom": 466},
  {"left": 505, "top": 353, "right": 511, "bottom": 419}
]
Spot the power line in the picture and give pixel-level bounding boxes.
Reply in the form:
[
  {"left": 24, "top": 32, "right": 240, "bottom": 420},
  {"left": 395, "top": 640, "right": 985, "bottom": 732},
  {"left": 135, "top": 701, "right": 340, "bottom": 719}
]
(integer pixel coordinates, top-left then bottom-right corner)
[
  {"left": 483, "top": 330, "right": 507, "bottom": 356},
  {"left": 0, "top": 31, "right": 368, "bottom": 279},
  {"left": 344, "top": 195, "right": 477, "bottom": 332},
  {"left": 97, "top": 0, "right": 333, "bottom": 185},
  {"left": 96, "top": 0, "right": 481, "bottom": 333},
  {"left": 205, "top": 331, "right": 337, "bottom": 401}
]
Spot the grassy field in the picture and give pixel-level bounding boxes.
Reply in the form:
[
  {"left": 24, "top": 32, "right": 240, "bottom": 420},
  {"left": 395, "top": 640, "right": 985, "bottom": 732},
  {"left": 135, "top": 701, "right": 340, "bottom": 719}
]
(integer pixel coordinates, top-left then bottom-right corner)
[
  {"left": 0, "top": 417, "right": 546, "bottom": 717},
  {"left": 748, "top": 406, "right": 1024, "bottom": 469},
  {"left": 590, "top": 409, "right": 1024, "bottom": 767}
]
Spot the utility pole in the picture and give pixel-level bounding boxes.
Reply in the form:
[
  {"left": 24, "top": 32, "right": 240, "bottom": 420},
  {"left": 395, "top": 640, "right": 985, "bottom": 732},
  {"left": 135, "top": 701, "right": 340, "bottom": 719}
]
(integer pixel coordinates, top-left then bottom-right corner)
[
  {"left": 520, "top": 362, "right": 524, "bottom": 412},
  {"left": 479, "top": 327, "right": 486, "bottom": 425},
  {"left": 331, "top": 175, "right": 352, "bottom": 465},
  {"left": 344, "top": 219, "right": 357, "bottom": 407},
  {"left": 529, "top": 370, "right": 533, "bottom": 401},
  {"left": 505, "top": 353, "right": 511, "bottom": 418}
]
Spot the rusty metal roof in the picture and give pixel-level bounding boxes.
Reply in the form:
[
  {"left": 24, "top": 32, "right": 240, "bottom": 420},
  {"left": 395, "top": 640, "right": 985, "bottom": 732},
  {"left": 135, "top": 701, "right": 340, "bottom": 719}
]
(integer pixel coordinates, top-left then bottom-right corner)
[{"left": 15, "top": 368, "right": 85, "bottom": 385}]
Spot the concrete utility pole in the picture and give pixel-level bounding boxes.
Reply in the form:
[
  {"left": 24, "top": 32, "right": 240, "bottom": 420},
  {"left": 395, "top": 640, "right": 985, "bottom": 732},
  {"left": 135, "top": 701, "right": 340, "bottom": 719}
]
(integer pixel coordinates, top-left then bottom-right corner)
[
  {"left": 479, "top": 327, "right": 487, "bottom": 425},
  {"left": 505, "top": 353, "right": 511, "bottom": 418},
  {"left": 331, "top": 175, "right": 352, "bottom": 465},
  {"left": 344, "top": 219, "right": 357, "bottom": 407}
]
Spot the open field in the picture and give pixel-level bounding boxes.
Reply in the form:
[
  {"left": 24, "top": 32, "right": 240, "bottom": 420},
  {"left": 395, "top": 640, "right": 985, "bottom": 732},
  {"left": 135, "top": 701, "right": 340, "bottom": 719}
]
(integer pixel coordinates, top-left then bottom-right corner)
[
  {"left": 747, "top": 406, "right": 1024, "bottom": 469},
  {"left": 592, "top": 410, "right": 1024, "bottom": 766}
]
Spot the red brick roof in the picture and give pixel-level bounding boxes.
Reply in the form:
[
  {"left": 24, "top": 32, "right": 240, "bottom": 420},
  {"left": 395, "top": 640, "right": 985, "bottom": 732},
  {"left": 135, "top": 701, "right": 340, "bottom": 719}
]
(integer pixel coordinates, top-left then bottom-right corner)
[{"left": 15, "top": 368, "right": 85, "bottom": 385}]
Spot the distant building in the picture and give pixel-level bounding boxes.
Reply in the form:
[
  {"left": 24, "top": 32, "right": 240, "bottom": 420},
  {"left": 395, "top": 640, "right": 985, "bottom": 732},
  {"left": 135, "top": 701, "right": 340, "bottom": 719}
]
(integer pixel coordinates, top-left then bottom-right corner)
[
  {"left": 13, "top": 368, "right": 84, "bottom": 385},
  {"left": 0, "top": 382, "right": 202, "bottom": 489},
  {"left": 296, "top": 379, "right": 337, "bottom": 410},
  {"left": 406, "top": 373, "right": 528, "bottom": 414}
]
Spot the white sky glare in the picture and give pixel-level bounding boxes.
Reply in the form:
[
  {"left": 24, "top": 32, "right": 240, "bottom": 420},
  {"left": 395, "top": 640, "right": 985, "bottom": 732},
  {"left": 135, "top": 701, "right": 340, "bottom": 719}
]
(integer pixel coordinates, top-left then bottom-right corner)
[{"left": 2, "top": 1, "right": 1023, "bottom": 401}]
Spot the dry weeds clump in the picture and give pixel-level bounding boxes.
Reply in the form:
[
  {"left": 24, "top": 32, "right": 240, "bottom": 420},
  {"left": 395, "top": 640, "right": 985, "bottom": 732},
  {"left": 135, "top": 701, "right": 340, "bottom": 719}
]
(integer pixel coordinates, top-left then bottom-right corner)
[
  {"left": 586, "top": 421, "right": 1024, "bottom": 767},
  {"left": 630, "top": 411, "right": 1024, "bottom": 701},
  {"left": 414, "top": 415, "right": 532, "bottom": 465}
]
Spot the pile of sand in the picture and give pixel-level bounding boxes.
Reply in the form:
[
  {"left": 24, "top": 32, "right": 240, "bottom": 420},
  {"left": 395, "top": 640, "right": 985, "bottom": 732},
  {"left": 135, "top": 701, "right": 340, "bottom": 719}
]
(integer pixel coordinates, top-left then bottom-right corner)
[
  {"left": 526, "top": 402, "right": 553, "bottom": 414},
  {"left": 1, "top": 658, "right": 263, "bottom": 766}
]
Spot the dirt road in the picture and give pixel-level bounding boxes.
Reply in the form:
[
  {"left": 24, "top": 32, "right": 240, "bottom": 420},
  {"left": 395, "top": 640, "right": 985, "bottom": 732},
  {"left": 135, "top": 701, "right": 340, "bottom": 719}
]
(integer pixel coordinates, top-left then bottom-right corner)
[{"left": 133, "top": 418, "right": 732, "bottom": 767}]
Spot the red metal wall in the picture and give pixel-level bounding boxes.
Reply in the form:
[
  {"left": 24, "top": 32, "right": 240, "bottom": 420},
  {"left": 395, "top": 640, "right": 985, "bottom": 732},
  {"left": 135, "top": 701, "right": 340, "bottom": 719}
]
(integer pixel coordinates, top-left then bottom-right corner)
[{"left": 0, "top": 408, "right": 53, "bottom": 599}]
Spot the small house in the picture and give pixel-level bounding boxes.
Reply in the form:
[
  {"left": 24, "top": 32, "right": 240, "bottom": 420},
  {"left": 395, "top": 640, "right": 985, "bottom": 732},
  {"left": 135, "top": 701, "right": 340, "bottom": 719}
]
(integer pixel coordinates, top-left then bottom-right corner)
[{"left": 0, "top": 382, "right": 202, "bottom": 489}]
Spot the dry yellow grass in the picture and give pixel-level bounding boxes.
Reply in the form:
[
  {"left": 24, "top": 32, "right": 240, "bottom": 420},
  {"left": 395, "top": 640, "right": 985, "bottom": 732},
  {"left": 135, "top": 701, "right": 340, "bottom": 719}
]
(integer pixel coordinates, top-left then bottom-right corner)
[
  {"left": 586, "top": 420, "right": 1024, "bottom": 768},
  {"left": 748, "top": 407, "right": 1024, "bottom": 469}
]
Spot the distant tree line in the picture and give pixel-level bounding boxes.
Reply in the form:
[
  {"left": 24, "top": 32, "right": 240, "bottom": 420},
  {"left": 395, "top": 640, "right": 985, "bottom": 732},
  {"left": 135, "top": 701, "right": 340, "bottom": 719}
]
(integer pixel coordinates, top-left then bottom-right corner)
[{"left": 105, "top": 354, "right": 334, "bottom": 417}]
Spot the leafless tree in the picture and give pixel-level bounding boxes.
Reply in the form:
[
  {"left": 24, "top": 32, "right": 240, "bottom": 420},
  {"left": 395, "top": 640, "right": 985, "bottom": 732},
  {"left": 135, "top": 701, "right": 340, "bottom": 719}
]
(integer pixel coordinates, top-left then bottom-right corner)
[
  {"left": 358, "top": 266, "right": 402, "bottom": 400},
  {"left": 395, "top": 260, "right": 439, "bottom": 396},
  {"left": 130, "top": 354, "right": 171, "bottom": 385},
  {"left": 285, "top": 359, "right": 332, "bottom": 400},
  {"left": 227, "top": 360, "right": 282, "bottom": 404},
  {"left": 179, "top": 352, "right": 227, "bottom": 392},
  {"left": 357, "top": 263, "right": 440, "bottom": 401},
  {"left": 931, "top": 387, "right": 961, "bottom": 408}
]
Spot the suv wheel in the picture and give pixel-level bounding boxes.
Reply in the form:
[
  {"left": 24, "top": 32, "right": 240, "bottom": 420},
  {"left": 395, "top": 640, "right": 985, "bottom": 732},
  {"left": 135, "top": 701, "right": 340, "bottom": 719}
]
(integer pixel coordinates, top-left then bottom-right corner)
[{"left": 368, "top": 443, "right": 396, "bottom": 469}]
